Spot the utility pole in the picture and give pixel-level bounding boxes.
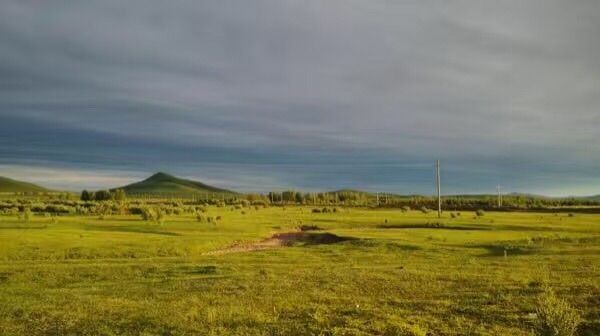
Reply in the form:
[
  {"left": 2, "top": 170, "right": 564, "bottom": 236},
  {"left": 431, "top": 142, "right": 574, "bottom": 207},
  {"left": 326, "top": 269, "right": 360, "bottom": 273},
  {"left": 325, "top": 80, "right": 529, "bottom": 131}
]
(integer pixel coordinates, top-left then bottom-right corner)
[
  {"left": 497, "top": 185, "right": 502, "bottom": 208},
  {"left": 436, "top": 160, "right": 441, "bottom": 218}
]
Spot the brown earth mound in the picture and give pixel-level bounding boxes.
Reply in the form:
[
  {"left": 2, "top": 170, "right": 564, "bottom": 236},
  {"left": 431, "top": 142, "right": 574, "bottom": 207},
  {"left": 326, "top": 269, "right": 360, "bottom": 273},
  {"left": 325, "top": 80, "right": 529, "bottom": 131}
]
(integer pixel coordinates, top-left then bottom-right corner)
[{"left": 204, "top": 231, "right": 353, "bottom": 255}]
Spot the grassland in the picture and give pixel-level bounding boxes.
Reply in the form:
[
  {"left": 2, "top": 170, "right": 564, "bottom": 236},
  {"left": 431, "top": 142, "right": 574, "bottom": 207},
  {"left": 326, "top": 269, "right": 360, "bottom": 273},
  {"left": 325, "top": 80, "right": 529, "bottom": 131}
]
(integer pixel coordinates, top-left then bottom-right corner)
[{"left": 0, "top": 207, "right": 598, "bottom": 335}]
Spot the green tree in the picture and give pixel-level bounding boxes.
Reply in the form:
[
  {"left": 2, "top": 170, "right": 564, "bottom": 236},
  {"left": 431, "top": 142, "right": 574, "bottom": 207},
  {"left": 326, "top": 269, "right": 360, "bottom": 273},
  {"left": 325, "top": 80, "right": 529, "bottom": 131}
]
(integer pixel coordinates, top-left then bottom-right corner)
[
  {"left": 112, "top": 189, "right": 126, "bottom": 201},
  {"left": 94, "top": 190, "right": 112, "bottom": 201},
  {"left": 81, "top": 190, "right": 92, "bottom": 201}
]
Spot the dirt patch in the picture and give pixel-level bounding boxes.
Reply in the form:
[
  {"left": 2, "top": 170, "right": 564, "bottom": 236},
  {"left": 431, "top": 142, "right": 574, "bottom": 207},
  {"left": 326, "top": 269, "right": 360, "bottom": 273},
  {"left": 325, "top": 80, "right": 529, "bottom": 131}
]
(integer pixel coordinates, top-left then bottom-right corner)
[{"left": 204, "top": 231, "right": 353, "bottom": 255}]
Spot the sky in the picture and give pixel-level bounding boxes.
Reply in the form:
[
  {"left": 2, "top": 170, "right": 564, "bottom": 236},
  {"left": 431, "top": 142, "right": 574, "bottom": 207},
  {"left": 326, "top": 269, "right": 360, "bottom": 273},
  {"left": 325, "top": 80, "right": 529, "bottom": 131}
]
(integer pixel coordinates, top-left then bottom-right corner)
[{"left": 0, "top": 0, "right": 599, "bottom": 195}]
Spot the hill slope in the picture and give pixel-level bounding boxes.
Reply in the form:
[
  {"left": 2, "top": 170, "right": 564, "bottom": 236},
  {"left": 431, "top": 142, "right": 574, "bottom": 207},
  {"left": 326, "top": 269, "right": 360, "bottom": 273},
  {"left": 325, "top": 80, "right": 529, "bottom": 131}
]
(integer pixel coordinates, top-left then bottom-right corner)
[
  {"left": 0, "top": 176, "right": 49, "bottom": 193},
  {"left": 113, "top": 172, "right": 236, "bottom": 195}
]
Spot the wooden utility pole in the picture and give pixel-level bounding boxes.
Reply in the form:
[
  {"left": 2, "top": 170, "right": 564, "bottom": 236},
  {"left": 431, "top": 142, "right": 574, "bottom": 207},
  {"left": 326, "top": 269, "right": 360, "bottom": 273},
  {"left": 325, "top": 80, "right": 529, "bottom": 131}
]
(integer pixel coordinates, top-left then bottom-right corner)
[
  {"left": 436, "top": 160, "right": 441, "bottom": 218},
  {"left": 497, "top": 185, "right": 502, "bottom": 208}
]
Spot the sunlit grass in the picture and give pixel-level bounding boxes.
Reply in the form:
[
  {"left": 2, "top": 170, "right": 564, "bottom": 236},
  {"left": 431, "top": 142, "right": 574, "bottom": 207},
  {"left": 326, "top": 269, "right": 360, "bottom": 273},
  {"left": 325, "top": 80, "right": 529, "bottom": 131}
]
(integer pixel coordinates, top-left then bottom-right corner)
[{"left": 0, "top": 207, "right": 598, "bottom": 335}]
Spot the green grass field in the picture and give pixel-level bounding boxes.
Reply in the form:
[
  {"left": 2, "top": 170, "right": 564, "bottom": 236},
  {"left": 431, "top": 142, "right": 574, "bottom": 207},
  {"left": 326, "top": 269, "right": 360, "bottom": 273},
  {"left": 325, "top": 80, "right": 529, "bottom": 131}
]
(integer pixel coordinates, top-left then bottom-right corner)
[{"left": 0, "top": 207, "right": 598, "bottom": 335}]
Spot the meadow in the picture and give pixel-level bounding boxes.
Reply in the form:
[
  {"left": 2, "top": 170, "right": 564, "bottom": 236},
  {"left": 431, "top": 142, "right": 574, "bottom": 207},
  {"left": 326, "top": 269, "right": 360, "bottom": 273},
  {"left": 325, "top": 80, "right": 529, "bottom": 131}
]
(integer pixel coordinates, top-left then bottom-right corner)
[{"left": 0, "top": 205, "right": 598, "bottom": 335}]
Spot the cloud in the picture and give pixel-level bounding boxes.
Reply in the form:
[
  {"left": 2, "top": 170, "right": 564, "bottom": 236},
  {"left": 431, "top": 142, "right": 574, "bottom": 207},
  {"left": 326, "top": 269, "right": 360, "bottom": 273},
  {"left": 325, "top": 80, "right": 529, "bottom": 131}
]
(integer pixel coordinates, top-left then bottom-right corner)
[{"left": 0, "top": 0, "right": 599, "bottom": 195}]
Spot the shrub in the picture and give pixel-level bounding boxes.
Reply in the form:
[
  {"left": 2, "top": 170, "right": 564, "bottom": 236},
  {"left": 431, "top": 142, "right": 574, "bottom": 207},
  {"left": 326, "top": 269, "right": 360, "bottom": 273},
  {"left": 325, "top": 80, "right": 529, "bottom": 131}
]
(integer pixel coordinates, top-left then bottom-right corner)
[
  {"left": 476, "top": 209, "right": 485, "bottom": 217},
  {"left": 140, "top": 208, "right": 153, "bottom": 221},
  {"left": 420, "top": 206, "right": 429, "bottom": 214},
  {"left": 140, "top": 207, "right": 164, "bottom": 224},
  {"left": 312, "top": 208, "right": 322, "bottom": 213},
  {"left": 401, "top": 206, "right": 411, "bottom": 212},
  {"left": 535, "top": 288, "right": 581, "bottom": 336},
  {"left": 450, "top": 213, "right": 457, "bottom": 218},
  {"left": 155, "top": 210, "right": 165, "bottom": 225},
  {"left": 20, "top": 208, "right": 32, "bottom": 223}
]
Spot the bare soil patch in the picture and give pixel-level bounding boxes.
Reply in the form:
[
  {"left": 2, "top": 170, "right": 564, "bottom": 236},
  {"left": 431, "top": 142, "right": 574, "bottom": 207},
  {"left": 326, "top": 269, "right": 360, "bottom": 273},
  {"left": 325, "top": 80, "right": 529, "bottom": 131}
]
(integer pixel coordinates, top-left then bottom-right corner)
[{"left": 204, "top": 230, "right": 353, "bottom": 255}]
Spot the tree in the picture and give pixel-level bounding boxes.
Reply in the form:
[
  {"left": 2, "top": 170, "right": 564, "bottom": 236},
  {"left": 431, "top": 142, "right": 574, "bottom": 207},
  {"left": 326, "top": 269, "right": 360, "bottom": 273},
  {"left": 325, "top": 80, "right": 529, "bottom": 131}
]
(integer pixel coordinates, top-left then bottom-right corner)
[
  {"left": 295, "top": 192, "right": 303, "bottom": 204},
  {"left": 81, "top": 190, "right": 92, "bottom": 201},
  {"left": 112, "top": 189, "right": 126, "bottom": 201},
  {"left": 94, "top": 190, "right": 112, "bottom": 201}
]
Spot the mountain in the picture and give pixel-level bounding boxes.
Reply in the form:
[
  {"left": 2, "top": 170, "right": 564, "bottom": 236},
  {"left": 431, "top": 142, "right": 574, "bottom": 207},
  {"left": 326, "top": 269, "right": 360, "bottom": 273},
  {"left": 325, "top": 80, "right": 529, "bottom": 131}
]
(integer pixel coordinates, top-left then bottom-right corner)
[
  {"left": 113, "top": 172, "right": 236, "bottom": 195},
  {"left": 0, "top": 176, "right": 49, "bottom": 193},
  {"left": 583, "top": 194, "right": 600, "bottom": 201}
]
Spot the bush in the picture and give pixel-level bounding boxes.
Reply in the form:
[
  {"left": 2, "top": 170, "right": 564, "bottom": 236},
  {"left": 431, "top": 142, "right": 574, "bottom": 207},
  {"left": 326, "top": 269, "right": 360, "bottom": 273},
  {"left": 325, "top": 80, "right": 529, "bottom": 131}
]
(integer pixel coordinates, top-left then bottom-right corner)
[
  {"left": 140, "top": 208, "right": 156, "bottom": 221},
  {"left": 420, "top": 206, "right": 430, "bottom": 214},
  {"left": 401, "top": 206, "right": 410, "bottom": 213},
  {"left": 312, "top": 208, "right": 322, "bottom": 213},
  {"left": 141, "top": 207, "right": 164, "bottom": 224},
  {"left": 476, "top": 209, "right": 485, "bottom": 217},
  {"left": 450, "top": 212, "right": 457, "bottom": 218},
  {"left": 535, "top": 288, "right": 581, "bottom": 336},
  {"left": 155, "top": 210, "right": 165, "bottom": 225},
  {"left": 20, "top": 208, "right": 32, "bottom": 223}
]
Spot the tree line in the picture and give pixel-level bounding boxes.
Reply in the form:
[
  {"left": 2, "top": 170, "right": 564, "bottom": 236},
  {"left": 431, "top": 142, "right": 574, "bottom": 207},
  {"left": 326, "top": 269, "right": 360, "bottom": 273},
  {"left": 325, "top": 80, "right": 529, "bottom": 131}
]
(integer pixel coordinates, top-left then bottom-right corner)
[{"left": 80, "top": 189, "right": 126, "bottom": 201}]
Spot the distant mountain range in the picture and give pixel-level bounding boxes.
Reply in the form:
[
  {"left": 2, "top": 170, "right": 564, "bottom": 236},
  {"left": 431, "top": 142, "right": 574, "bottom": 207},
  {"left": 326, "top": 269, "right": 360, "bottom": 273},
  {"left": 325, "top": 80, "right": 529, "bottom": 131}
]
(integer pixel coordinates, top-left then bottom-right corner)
[
  {"left": 0, "top": 172, "right": 599, "bottom": 199},
  {"left": 111, "top": 172, "right": 236, "bottom": 195},
  {"left": 0, "top": 176, "right": 49, "bottom": 193}
]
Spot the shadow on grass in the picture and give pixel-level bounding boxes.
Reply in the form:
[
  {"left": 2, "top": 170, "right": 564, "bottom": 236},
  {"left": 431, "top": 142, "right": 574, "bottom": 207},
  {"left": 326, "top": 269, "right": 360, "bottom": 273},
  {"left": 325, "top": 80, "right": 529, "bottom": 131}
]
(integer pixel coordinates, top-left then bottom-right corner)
[
  {"left": 280, "top": 232, "right": 422, "bottom": 251},
  {"left": 344, "top": 239, "right": 422, "bottom": 251},
  {"left": 466, "top": 244, "right": 539, "bottom": 257},
  {"left": 275, "top": 232, "right": 356, "bottom": 246},
  {"left": 0, "top": 225, "right": 48, "bottom": 230},
  {"left": 178, "top": 265, "right": 218, "bottom": 275},
  {"left": 377, "top": 223, "right": 490, "bottom": 231},
  {"left": 83, "top": 224, "right": 181, "bottom": 236}
]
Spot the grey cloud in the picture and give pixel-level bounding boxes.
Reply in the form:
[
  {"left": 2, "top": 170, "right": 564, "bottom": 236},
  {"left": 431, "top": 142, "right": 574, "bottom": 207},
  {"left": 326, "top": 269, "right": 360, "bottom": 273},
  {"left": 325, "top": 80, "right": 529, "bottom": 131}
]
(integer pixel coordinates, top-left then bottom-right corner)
[{"left": 0, "top": 0, "right": 599, "bottom": 195}]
